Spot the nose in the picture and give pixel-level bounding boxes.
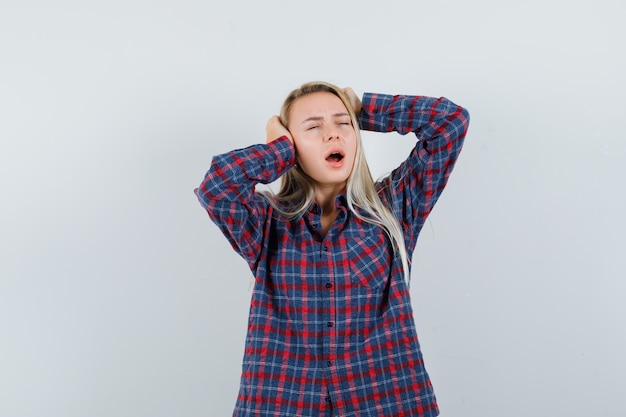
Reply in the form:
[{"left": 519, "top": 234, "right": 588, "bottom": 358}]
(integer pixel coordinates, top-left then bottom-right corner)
[
  {"left": 322, "top": 122, "right": 340, "bottom": 141},
  {"left": 325, "top": 129, "right": 340, "bottom": 142}
]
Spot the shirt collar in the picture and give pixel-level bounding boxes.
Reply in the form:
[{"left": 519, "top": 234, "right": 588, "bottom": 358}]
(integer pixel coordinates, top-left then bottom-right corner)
[{"left": 309, "top": 189, "right": 349, "bottom": 214}]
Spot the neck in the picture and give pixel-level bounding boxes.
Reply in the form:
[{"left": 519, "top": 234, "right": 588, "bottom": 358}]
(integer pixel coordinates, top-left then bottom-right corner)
[
  {"left": 315, "top": 185, "right": 344, "bottom": 236},
  {"left": 314, "top": 183, "right": 345, "bottom": 215}
]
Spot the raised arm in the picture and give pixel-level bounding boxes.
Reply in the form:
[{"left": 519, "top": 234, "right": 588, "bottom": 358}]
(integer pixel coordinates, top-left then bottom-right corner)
[
  {"left": 359, "top": 92, "right": 470, "bottom": 251},
  {"left": 194, "top": 135, "right": 295, "bottom": 270}
]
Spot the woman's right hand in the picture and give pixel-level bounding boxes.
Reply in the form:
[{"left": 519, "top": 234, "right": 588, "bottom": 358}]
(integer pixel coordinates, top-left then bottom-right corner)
[{"left": 266, "top": 116, "right": 293, "bottom": 144}]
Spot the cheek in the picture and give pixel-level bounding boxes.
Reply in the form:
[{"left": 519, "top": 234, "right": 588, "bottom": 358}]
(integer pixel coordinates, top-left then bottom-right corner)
[
  {"left": 291, "top": 132, "right": 309, "bottom": 152},
  {"left": 347, "top": 137, "right": 358, "bottom": 161},
  {"left": 292, "top": 136, "right": 303, "bottom": 155},
  {"left": 292, "top": 141, "right": 313, "bottom": 168},
  {"left": 292, "top": 134, "right": 316, "bottom": 157}
]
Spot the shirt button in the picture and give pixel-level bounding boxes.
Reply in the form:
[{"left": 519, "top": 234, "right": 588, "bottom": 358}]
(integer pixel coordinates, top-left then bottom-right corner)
[
  {"left": 327, "top": 322, "right": 334, "bottom": 327},
  {"left": 326, "top": 283, "right": 333, "bottom": 289},
  {"left": 327, "top": 360, "right": 332, "bottom": 366},
  {"left": 325, "top": 396, "right": 331, "bottom": 403},
  {"left": 323, "top": 245, "right": 329, "bottom": 252}
]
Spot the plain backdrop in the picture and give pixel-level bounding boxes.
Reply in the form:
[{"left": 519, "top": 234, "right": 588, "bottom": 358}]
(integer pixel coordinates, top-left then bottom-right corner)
[{"left": 1, "top": 1, "right": 625, "bottom": 416}]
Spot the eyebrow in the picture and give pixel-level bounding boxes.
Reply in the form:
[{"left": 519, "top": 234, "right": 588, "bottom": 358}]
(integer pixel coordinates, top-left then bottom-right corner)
[{"left": 301, "top": 113, "right": 350, "bottom": 125}]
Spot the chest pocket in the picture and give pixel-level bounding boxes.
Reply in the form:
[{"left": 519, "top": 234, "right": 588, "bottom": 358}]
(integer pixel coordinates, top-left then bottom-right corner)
[{"left": 348, "top": 234, "right": 392, "bottom": 289}]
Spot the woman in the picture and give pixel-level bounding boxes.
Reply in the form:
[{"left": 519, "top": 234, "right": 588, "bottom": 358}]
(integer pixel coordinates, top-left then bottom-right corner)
[{"left": 195, "top": 81, "right": 470, "bottom": 416}]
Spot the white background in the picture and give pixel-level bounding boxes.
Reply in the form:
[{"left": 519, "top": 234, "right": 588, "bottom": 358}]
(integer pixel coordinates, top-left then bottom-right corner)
[{"left": 1, "top": 1, "right": 625, "bottom": 416}]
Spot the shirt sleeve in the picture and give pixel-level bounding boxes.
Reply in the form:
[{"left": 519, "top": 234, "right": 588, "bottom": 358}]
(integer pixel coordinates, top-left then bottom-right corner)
[
  {"left": 194, "top": 136, "right": 296, "bottom": 269},
  {"left": 359, "top": 92, "right": 470, "bottom": 253}
]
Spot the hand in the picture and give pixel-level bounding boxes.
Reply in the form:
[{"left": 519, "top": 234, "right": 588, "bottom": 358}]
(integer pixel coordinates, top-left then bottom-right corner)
[
  {"left": 266, "top": 116, "right": 293, "bottom": 144},
  {"left": 343, "top": 87, "right": 362, "bottom": 114}
]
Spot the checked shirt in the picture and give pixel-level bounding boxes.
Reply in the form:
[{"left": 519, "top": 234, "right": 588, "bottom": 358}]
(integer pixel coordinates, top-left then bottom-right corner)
[{"left": 195, "top": 92, "right": 470, "bottom": 417}]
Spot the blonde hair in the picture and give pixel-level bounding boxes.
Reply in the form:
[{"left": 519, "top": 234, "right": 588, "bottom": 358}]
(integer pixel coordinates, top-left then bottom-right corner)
[{"left": 266, "top": 81, "right": 410, "bottom": 283}]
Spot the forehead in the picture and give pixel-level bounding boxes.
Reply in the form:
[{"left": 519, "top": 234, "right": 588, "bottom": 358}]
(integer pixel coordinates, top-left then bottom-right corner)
[{"left": 289, "top": 91, "right": 348, "bottom": 121}]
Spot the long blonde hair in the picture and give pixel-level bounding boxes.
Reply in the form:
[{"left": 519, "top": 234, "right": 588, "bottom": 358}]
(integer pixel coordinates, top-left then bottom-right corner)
[{"left": 266, "top": 81, "right": 410, "bottom": 283}]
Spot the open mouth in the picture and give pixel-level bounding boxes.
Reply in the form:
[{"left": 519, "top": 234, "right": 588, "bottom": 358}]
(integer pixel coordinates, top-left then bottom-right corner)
[
  {"left": 326, "top": 151, "right": 344, "bottom": 163},
  {"left": 326, "top": 146, "right": 346, "bottom": 167}
]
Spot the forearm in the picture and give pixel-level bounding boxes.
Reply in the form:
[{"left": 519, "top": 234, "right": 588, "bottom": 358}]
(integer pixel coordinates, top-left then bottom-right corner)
[
  {"left": 358, "top": 92, "right": 470, "bottom": 145},
  {"left": 195, "top": 136, "right": 295, "bottom": 209},
  {"left": 194, "top": 136, "right": 295, "bottom": 267}
]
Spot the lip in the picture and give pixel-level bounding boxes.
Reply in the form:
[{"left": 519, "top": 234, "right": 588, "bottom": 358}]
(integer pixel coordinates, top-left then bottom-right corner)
[
  {"left": 324, "top": 147, "right": 346, "bottom": 168},
  {"left": 324, "top": 147, "right": 346, "bottom": 160}
]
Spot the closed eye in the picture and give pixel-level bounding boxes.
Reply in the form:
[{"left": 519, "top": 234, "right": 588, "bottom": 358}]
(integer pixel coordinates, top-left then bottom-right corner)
[{"left": 336, "top": 117, "right": 352, "bottom": 126}]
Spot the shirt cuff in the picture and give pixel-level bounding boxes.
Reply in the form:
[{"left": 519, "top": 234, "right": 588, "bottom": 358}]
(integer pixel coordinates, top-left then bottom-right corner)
[
  {"left": 358, "top": 92, "right": 394, "bottom": 133},
  {"left": 264, "top": 135, "right": 296, "bottom": 180}
]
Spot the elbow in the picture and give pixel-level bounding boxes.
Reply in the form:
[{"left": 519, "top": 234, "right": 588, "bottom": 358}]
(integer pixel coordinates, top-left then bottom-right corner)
[{"left": 455, "top": 105, "right": 471, "bottom": 139}]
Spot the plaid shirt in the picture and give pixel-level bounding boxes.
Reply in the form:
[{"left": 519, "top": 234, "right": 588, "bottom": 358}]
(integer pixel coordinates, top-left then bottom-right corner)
[{"left": 195, "top": 92, "right": 470, "bottom": 417}]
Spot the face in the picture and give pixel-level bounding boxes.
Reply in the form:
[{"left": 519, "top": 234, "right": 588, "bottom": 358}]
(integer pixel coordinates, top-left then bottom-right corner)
[{"left": 287, "top": 91, "right": 357, "bottom": 193}]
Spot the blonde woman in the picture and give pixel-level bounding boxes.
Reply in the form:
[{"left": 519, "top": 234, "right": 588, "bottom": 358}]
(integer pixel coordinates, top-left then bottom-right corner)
[{"left": 195, "top": 81, "right": 470, "bottom": 417}]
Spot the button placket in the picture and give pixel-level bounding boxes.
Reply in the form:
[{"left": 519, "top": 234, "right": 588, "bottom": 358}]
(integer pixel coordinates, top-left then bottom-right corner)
[{"left": 320, "top": 238, "right": 336, "bottom": 393}]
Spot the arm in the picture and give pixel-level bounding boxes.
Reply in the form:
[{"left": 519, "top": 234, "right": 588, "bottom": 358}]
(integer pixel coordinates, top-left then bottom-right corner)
[
  {"left": 359, "top": 92, "right": 470, "bottom": 251},
  {"left": 194, "top": 136, "right": 296, "bottom": 270}
]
